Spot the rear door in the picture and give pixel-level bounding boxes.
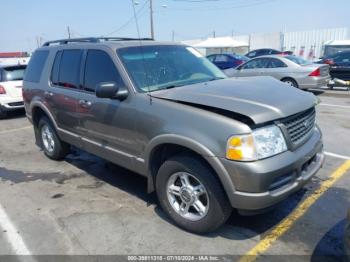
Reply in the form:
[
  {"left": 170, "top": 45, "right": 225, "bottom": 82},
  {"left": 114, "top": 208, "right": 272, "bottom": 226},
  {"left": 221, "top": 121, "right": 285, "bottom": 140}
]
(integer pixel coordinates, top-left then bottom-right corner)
[
  {"left": 48, "top": 49, "right": 82, "bottom": 142},
  {"left": 263, "top": 58, "right": 289, "bottom": 80},
  {"left": 76, "top": 49, "right": 136, "bottom": 166}
]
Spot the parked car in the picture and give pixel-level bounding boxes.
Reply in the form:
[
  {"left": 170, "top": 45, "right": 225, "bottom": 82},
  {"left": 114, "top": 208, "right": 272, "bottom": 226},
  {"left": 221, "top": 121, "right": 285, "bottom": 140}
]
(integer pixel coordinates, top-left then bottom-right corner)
[
  {"left": 317, "top": 50, "right": 350, "bottom": 81},
  {"left": 245, "top": 48, "right": 282, "bottom": 59},
  {"left": 23, "top": 38, "right": 324, "bottom": 234},
  {"left": 345, "top": 209, "right": 350, "bottom": 261},
  {"left": 0, "top": 65, "right": 26, "bottom": 118},
  {"left": 207, "top": 53, "right": 249, "bottom": 70},
  {"left": 225, "top": 55, "right": 330, "bottom": 89},
  {"left": 322, "top": 40, "right": 350, "bottom": 58}
]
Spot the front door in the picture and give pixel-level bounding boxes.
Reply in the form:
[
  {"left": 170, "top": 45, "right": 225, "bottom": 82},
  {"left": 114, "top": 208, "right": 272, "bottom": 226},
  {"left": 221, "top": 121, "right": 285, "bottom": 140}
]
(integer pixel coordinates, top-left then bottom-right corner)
[
  {"left": 76, "top": 49, "right": 137, "bottom": 168},
  {"left": 235, "top": 58, "right": 268, "bottom": 77}
]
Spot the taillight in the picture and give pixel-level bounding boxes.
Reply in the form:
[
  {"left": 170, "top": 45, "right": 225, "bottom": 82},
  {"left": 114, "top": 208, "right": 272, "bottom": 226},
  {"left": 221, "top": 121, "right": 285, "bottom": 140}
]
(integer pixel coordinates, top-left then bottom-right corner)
[
  {"left": 324, "top": 59, "right": 334, "bottom": 65},
  {"left": 309, "top": 68, "right": 321, "bottom": 77},
  {"left": 0, "top": 85, "right": 6, "bottom": 94}
]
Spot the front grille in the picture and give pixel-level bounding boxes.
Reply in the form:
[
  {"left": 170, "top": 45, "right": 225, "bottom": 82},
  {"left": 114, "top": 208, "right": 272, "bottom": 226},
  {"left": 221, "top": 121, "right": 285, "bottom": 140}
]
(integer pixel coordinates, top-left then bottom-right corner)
[{"left": 281, "top": 107, "right": 316, "bottom": 146}]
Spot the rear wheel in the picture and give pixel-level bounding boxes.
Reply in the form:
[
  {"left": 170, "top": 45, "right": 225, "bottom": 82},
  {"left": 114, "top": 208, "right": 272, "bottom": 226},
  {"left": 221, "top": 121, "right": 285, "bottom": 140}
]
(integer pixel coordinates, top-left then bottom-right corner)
[
  {"left": 156, "top": 154, "right": 232, "bottom": 234},
  {"left": 282, "top": 78, "right": 299, "bottom": 88},
  {"left": 38, "top": 117, "right": 70, "bottom": 160}
]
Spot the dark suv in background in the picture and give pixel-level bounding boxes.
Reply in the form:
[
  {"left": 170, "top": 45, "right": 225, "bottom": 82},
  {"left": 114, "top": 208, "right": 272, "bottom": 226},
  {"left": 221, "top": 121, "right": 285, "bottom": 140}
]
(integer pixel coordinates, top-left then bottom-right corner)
[
  {"left": 23, "top": 37, "right": 324, "bottom": 233},
  {"left": 317, "top": 50, "right": 350, "bottom": 81}
]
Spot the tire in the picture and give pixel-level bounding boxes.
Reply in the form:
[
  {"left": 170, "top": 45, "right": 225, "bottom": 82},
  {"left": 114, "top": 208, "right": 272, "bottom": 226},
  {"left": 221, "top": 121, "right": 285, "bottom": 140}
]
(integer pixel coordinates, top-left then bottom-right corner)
[
  {"left": 281, "top": 78, "right": 299, "bottom": 88},
  {"left": 38, "top": 116, "right": 70, "bottom": 160},
  {"left": 156, "top": 154, "right": 232, "bottom": 234}
]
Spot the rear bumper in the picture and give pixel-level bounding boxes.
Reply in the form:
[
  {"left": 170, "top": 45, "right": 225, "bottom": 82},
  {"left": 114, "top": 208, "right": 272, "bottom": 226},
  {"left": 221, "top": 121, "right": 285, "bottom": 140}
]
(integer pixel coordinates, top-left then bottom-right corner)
[
  {"left": 299, "top": 76, "right": 331, "bottom": 89},
  {"left": 221, "top": 126, "right": 324, "bottom": 210},
  {"left": 0, "top": 96, "right": 24, "bottom": 111}
]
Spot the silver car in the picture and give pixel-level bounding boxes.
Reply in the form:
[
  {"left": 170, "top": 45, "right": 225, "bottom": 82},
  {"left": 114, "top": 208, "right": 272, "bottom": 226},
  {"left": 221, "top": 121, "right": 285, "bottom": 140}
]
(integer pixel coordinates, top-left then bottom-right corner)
[{"left": 225, "top": 55, "right": 330, "bottom": 89}]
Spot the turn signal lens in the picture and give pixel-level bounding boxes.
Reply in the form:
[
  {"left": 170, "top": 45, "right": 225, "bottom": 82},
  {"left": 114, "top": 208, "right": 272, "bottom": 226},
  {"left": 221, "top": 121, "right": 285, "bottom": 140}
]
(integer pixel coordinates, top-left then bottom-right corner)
[
  {"left": 226, "top": 125, "right": 288, "bottom": 161},
  {"left": 226, "top": 135, "right": 256, "bottom": 161}
]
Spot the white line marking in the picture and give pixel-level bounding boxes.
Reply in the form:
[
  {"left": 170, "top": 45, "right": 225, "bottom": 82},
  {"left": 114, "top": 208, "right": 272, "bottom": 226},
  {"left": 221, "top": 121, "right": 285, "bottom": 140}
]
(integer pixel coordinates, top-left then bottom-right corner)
[
  {"left": 319, "top": 103, "right": 350, "bottom": 109},
  {"left": 0, "top": 204, "right": 31, "bottom": 255},
  {"left": 0, "top": 126, "right": 31, "bottom": 135},
  {"left": 325, "top": 151, "right": 350, "bottom": 160}
]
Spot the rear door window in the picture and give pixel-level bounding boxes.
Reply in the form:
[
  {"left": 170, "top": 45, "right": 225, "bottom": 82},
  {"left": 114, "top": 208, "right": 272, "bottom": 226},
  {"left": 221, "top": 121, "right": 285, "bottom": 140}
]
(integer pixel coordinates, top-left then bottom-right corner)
[
  {"left": 83, "top": 50, "right": 122, "bottom": 92},
  {"left": 24, "top": 50, "right": 49, "bottom": 82},
  {"left": 266, "top": 58, "right": 287, "bottom": 68},
  {"left": 58, "top": 50, "right": 83, "bottom": 89},
  {"left": 242, "top": 58, "right": 268, "bottom": 69}
]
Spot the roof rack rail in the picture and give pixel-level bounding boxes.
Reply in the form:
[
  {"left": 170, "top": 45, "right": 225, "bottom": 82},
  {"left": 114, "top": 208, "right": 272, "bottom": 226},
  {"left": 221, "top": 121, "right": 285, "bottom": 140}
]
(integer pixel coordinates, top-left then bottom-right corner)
[{"left": 42, "top": 37, "right": 154, "bottom": 46}]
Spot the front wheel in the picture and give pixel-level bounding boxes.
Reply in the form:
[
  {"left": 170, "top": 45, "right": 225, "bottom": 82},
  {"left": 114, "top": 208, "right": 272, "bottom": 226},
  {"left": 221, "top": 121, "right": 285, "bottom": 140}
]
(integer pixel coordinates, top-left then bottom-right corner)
[{"left": 156, "top": 154, "right": 232, "bottom": 234}]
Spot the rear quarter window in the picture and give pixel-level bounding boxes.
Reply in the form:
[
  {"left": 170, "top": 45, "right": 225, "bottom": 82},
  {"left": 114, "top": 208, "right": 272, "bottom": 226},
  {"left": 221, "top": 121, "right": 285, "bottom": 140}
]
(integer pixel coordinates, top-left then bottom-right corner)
[{"left": 24, "top": 50, "right": 49, "bottom": 82}]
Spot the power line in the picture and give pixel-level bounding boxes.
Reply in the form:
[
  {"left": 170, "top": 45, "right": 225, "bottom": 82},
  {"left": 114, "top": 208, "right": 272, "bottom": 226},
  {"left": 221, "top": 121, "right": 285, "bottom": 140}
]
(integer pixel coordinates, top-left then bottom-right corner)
[
  {"left": 165, "top": 0, "right": 277, "bottom": 11},
  {"left": 104, "top": 0, "right": 149, "bottom": 36}
]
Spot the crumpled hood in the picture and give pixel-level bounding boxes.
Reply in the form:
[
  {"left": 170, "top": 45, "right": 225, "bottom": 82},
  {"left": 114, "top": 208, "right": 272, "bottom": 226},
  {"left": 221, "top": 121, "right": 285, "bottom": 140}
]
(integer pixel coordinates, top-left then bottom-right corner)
[{"left": 152, "top": 77, "right": 317, "bottom": 124}]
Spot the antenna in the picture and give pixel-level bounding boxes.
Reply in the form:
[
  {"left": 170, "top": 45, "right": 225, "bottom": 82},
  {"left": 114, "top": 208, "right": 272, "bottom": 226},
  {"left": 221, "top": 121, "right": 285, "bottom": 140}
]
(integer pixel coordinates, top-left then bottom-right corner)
[{"left": 130, "top": 0, "right": 152, "bottom": 104}]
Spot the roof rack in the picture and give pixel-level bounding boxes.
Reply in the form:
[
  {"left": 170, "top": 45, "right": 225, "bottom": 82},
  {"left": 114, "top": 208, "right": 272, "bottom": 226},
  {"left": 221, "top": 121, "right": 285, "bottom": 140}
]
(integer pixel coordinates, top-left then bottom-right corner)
[{"left": 42, "top": 37, "right": 154, "bottom": 47}]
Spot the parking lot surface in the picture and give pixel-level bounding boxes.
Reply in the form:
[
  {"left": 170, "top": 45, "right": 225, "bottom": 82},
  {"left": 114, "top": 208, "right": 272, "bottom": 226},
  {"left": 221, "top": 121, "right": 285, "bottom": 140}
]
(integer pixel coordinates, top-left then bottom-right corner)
[{"left": 0, "top": 89, "right": 349, "bottom": 260}]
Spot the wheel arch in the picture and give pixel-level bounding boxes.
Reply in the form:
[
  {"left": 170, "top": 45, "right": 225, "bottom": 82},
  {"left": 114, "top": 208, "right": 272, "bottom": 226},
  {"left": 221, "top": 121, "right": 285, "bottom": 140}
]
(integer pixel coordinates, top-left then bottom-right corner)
[
  {"left": 30, "top": 101, "right": 59, "bottom": 148},
  {"left": 145, "top": 134, "right": 236, "bottom": 203},
  {"left": 281, "top": 76, "right": 299, "bottom": 86}
]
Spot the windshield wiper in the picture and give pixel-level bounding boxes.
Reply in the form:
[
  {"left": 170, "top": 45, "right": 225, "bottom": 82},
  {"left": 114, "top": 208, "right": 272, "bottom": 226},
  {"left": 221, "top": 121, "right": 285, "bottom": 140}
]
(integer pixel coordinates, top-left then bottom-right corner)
[{"left": 160, "top": 84, "right": 185, "bottom": 90}]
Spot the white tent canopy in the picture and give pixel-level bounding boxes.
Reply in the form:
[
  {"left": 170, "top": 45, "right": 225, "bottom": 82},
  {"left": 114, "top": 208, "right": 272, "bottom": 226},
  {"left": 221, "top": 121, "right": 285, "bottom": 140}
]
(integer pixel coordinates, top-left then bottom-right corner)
[{"left": 194, "top": 37, "right": 248, "bottom": 48}]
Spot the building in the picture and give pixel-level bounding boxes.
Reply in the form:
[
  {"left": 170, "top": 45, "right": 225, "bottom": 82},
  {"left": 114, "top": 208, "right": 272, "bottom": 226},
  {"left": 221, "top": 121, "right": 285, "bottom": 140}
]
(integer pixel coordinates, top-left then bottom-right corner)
[{"left": 183, "top": 27, "right": 349, "bottom": 60}]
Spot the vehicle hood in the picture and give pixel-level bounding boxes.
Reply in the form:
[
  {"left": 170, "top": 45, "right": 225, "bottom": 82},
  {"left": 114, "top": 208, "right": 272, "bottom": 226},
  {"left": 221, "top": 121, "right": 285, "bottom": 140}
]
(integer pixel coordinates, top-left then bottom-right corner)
[{"left": 152, "top": 77, "right": 317, "bottom": 124}]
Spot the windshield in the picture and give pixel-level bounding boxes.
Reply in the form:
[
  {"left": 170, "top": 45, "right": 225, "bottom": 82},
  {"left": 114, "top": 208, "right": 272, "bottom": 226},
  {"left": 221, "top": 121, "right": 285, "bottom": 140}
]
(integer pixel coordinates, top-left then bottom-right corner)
[
  {"left": 3, "top": 67, "right": 26, "bottom": 81},
  {"left": 117, "top": 45, "right": 226, "bottom": 92},
  {"left": 285, "top": 55, "right": 312, "bottom": 66}
]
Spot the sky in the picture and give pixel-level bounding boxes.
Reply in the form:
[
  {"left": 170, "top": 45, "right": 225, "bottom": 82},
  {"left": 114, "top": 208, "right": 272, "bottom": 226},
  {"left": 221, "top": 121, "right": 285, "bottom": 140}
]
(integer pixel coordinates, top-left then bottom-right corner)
[{"left": 1, "top": 0, "right": 350, "bottom": 52}]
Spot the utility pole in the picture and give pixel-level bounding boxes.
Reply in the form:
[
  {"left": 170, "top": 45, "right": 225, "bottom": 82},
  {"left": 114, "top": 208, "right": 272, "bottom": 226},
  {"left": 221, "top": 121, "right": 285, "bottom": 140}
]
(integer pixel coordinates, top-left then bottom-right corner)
[
  {"left": 172, "top": 30, "right": 175, "bottom": 42},
  {"left": 213, "top": 30, "right": 216, "bottom": 38},
  {"left": 36, "top": 36, "right": 40, "bottom": 48},
  {"left": 150, "top": 0, "right": 154, "bottom": 39},
  {"left": 67, "top": 26, "right": 71, "bottom": 39}
]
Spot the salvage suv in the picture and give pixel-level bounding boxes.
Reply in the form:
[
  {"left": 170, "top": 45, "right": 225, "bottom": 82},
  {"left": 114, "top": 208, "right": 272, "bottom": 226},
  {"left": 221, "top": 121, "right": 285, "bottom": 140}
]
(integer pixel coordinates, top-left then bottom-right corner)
[{"left": 23, "top": 37, "right": 324, "bottom": 233}]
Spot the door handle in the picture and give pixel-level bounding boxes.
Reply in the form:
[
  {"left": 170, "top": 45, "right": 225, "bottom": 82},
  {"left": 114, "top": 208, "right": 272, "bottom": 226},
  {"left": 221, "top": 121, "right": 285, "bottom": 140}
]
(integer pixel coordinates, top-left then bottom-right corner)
[
  {"left": 78, "top": 99, "right": 92, "bottom": 108},
  {"left": 44, "top": 91, "right": 53, "bottom": 98}
]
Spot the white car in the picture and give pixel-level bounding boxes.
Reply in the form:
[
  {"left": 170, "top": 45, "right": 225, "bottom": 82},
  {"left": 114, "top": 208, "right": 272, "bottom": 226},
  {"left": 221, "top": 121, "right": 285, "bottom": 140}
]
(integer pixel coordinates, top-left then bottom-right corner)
[{"left": 0, "top": 65, "right": 26, "bottom": 118}]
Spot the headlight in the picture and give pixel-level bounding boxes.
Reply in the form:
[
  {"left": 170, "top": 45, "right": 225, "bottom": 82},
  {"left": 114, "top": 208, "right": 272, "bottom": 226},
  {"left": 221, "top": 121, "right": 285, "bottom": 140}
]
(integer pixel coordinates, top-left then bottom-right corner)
[{"left": 226, "top": 125, "right": 287, "bottom": 161}]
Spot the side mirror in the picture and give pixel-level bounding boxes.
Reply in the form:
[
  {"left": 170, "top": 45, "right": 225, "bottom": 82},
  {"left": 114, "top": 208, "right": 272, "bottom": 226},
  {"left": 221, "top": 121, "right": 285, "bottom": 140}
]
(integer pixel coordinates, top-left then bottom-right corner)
[
  {"left": 96, "top": 82, "right": 119, "bottom": 99},
  {"left": 95, "top": 82, "right": 129, "bottom": 101}
]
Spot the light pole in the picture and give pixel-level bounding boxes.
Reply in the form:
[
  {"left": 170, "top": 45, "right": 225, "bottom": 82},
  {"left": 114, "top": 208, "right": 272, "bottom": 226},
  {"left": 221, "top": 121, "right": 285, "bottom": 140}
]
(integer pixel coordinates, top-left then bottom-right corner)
[{"left": 150, "top": 0, "right": 154, "bottom": 39}]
